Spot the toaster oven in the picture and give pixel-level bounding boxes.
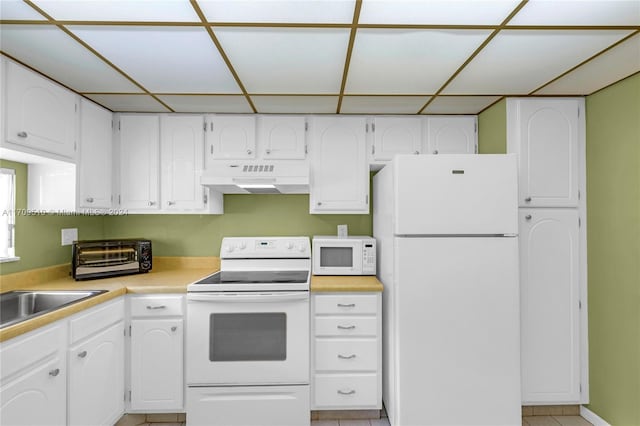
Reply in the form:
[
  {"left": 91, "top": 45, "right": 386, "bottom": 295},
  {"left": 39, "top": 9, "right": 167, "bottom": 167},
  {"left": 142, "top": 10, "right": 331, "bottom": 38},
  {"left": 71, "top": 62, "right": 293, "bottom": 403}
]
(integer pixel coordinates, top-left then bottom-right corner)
[{"left": 72, "top": 239, "right": 152, "bottom": 280}]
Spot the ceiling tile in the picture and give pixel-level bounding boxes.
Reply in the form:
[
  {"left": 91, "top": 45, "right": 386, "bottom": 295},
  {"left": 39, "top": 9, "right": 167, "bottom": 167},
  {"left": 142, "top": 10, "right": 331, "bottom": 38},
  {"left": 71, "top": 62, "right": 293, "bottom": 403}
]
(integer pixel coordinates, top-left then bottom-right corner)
[
  {"left": 359, "top": 0, "right": 521, "bottom": 25},
  {"left": 0, "top": 25, "right": 142, "bottom": 93},
  {"left": 251, "top": 96, "right": 339, "bottom": 113},
  {"left": 198, "top": 0, "right": 355, "bottom": 23},
  {"left": 341, "top": 96, "right": 430, "bottom": 113},
  {"left": 421, "top": 96, "right": 501, "bottom": 114},
  {"left": 158, "top": 95, "right": 253, "bottom": 113},
  {"left": 443, "top": 30, "right": 634, "bottom": 95},
  {"left": 83, "top": 94, "right": 170, "bottom": 112},
  {"left": 67, "top": 26, "right": 241, "bottom": 93},
  {"left": 0, "top": 0, "right": 47, "bottom": 20},
  {"left": 29, "top": 0, "right": 201, "bottom": 21},
  {"left": 215, "top": 28, "right": 350, "bottom": 94},
  {"left": 535, "top": 33, "right": 640, "bottom": 95},
  {"left": 346, "top": 29, "right": 491, "bottom": 94},
  {"left": 509, "top": 0, "right": 640, "bottom": 26}
]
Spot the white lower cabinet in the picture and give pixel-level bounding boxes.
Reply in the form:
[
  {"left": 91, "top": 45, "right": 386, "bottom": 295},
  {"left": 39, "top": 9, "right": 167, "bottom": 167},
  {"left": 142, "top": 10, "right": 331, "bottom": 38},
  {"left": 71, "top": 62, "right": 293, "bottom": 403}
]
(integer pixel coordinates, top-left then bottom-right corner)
[
  {"left": 311, "top": 292, "right": 381, "bottom": 410},
  {"left": 128, "top": 294, "right": 184, "bottom": 412}
]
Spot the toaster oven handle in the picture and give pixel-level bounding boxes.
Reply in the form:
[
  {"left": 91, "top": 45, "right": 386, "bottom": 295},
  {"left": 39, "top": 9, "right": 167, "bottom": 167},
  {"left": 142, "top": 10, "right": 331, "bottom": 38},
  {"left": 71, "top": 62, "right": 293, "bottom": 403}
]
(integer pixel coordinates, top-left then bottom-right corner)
[{"left": 187, "top": 292, "right": 309, "bottom": 303}]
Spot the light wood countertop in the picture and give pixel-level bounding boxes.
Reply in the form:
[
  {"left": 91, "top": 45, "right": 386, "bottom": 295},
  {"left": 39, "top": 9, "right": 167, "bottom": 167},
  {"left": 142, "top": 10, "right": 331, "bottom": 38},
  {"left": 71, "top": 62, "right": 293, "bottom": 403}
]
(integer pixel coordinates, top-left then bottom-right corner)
[{"left": 311, "top": 275, "right": 384, "bottom": 292}]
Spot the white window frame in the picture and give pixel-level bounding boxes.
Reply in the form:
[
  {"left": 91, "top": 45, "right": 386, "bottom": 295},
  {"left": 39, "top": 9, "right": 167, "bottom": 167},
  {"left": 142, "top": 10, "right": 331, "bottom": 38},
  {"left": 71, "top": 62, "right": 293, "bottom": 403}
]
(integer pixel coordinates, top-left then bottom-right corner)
[{"left": 1, "top": 167, "right": 19, "bottom": 262}]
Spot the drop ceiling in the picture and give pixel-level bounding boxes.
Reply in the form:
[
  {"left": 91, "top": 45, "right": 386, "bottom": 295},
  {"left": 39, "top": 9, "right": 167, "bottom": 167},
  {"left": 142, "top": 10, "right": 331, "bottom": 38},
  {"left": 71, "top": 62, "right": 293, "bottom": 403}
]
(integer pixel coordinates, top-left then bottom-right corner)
[{"left": 1, "top": 0, "right": 639, "bottom": 115}]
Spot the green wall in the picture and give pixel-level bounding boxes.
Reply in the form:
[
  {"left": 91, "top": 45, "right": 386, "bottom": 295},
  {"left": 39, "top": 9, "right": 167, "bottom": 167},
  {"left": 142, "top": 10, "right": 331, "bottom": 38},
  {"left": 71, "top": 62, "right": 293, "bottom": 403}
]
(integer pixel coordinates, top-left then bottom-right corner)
[
  {"left": 478, "top": 98, "right": 507, "bottom": 154},
  {"left": 0, "top": 160, "right": 105, "bottom": 275},
  {"left": 584, "top": 73, "right": 640, "bottom": 425}
]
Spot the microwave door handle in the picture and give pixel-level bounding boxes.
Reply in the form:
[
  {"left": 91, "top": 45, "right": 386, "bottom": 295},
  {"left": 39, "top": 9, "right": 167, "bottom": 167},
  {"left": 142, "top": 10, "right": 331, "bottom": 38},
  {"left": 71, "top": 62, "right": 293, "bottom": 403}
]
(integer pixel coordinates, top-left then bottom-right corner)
[{"left": 187, "top": 292, "right": 309, "bottom": 303}]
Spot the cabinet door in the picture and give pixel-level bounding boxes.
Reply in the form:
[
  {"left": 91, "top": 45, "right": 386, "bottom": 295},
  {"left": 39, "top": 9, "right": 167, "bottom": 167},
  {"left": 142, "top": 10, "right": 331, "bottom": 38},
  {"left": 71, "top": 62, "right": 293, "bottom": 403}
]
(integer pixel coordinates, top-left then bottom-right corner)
[
  {"left": 520, "top": 209, "right": 580, "bottom": 404},
  {"left": 79, "top": 99, "right": 113, "bottom": 209},
  {"left": 5, "top": 61, "right": 77, "bottom": 159},
  {"left": 130, "top": 319, "right": 183, "bottom": 411},
  {"left": 258, "top": 116, "right": 306, "bottom": 160},
  {"left": 508, "top": 99, "right": 580, "bottom": 207},
  {"left": 371, "top": 117, "right": 422, "bottom": 161},
  {"left": 161, "top": 115, "right": 205, "bottom": 211},
  {"left": 206, "top": 115, "right": 256, "bottom": 161},
  {"left": 68, "top": 321, "right": 125, "bottom": 426},
  {"left": 119, "top": 115, "right": 160, "bottom": 210},
  {"left": 426, "top": 116, "right": 477, "bottom": 155},
  {"left": 310, "top": 117, "right": 368, "bottom": 214}
]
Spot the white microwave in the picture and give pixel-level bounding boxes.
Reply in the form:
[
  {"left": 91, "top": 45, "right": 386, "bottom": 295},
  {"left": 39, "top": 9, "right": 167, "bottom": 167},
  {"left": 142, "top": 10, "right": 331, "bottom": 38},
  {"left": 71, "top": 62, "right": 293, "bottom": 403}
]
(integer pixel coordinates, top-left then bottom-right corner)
[{"left": 312, "top": 236, "right": 376, "bottom": 276}]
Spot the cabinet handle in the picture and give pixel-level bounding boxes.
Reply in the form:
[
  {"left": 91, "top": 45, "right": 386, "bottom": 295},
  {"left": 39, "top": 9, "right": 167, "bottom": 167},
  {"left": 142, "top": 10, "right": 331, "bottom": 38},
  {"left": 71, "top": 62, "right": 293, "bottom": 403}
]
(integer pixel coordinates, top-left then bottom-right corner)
[
  {"left": 265, "top": 149, "right": 271, "bottom": 154},
  {"left": 77, "top": 351, "right": 87, "bottom": 358},
  {"left": 433, "top": 150, "right": 439, "bottom": 154},
  {"left": 337, "top": 303, "right": 355, "bottom": 308},
  {"left": 414, "top": 151, "right": 420, "bottom": 155},
  {"left": 247, "top": 149, "right": 252, "bottom": 155},
  {"left": 146, "top": 305, "right": 166, "bottom": 310},
  {"left": 210, "top": 145, "right": 213, "bottom": 155},
  {"left": 337, "top": 325, "right": 356, "bottom": 330},
  {"left": 148, "top": 201, "right": 156, "bottom": 206},
  {"left": 317, "top": 202, "right": 322, "bottom": 206},
  {"left": 49, "top": 368, "right": 60, "bottom": 377},
  {"left": 167, "top": 201, "right": 175, "bottom": 206},
  {"left": 525, "top": 197, "right": 532, "bottom": 202},
  {"left": 17, "top": 131, "right": 28, "bottom": 138},
  {"left": 85, "top": 197, "right": 94, "bottom": 203},
  {"left": 338, "top": 354, "right": 357, "bottom": 360},
  {"left": 171, "top": 326, "right": 177, "bottom": 332},
  {"left": 525, "top": 214, "right": 532, "bottom": 220},
  {"left": 337, "top": 389, "right": 356, "bottom": 395}
]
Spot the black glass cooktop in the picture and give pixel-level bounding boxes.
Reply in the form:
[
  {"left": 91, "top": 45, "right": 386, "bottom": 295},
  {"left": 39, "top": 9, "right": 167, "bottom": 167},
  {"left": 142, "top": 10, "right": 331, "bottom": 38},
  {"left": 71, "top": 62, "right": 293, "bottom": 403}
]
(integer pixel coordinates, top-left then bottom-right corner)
[{"left": 193, "top": 270, "right": 309, "bottom": 285}]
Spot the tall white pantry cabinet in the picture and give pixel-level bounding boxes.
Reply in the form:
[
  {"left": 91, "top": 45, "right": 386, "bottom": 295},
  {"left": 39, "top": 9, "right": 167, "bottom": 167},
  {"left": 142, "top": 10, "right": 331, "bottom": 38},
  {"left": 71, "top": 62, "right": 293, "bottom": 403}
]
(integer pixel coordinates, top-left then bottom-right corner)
[{"left": 507, "top": 98, "right": 588, "bottom": 405}]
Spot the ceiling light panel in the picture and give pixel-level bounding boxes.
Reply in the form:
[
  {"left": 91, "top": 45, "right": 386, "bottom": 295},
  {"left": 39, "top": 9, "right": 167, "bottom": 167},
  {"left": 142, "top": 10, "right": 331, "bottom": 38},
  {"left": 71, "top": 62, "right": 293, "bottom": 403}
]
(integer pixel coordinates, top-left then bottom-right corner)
[
  {"left": 215, "top": 28, "right": 350, "bottom": 93},
  {"left": 346, "top": 29, "right": 491, "bottom": 94},
  {"left": 359, "top": 0, "right": 521, "bottom": 25},
  {"left": 83, "top": 94, "right": 170, "bottom": 112},
  {"left": 535, "top": 33, "right": 640, "bottom": 95},
  {"left": 198, "top": 0, "right": 356, "bottom": 23},
  {"left": 421, "top": 96, "right": 501, "bottom": 114},
  {"left": 341, "top": 96, "right": 430, "bottom": 113},
  {"left": 508, "top": 0, "right": 640, "bottom": 26},
  {"left": 443, "top": 30, "right": 634, "bottom": 95},
  {"left": 0, "top": 0, "right": 47, "bottom": 20},
  {"left": 29, "top": 0, "right": 201, "bottom": 21},
  {"left": 251, "top": 96, "right": 339, "bottom": 113},
  {"left": 0, "top": 25, "right": 142, "bottom": 93},
  {"left": 67, "top": 26, "right": 241, "bottom": 93},
  {"left": 157, "top": 95, "right": 253, "bottom": 113}
]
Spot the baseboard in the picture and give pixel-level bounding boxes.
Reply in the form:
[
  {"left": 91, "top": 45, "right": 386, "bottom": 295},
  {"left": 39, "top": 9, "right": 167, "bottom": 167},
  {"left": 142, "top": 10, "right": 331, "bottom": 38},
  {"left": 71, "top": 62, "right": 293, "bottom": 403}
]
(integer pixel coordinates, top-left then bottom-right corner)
[{"left": 580, "top": 406, "right": 611, "bottom": 426}]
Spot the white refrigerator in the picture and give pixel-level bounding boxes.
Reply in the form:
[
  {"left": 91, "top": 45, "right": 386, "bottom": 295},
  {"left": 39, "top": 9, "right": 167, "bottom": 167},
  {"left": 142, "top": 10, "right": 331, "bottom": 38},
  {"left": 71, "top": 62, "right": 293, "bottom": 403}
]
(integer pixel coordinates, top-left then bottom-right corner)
[{"left": 373, "top": 154, "right": 521, "bottom": 426}]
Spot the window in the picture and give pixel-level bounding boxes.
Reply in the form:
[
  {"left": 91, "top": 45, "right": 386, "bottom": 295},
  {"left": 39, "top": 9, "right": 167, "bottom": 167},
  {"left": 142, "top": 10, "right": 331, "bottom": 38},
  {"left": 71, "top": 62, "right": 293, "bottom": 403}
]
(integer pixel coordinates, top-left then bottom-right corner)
[{"left": 0, "top": 168, "right": 17, "bottom": 261}]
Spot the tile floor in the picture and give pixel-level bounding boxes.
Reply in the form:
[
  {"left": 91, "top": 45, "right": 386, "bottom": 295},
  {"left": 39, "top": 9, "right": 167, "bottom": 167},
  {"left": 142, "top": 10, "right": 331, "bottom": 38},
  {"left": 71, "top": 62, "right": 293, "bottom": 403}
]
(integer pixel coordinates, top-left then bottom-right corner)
[
  {"left": 523, "top": 416, "right": 592, "bottom": 426},
  {"left": 311, "top": 420, "right": 390, "bottom": 426}
]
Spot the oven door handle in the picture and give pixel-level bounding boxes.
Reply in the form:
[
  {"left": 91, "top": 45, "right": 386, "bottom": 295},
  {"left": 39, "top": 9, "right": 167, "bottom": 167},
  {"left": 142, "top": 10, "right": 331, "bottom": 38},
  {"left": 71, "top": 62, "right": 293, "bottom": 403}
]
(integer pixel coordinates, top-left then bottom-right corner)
[{"left": 187, "top": 292, "right": 309, "bottom": 303}]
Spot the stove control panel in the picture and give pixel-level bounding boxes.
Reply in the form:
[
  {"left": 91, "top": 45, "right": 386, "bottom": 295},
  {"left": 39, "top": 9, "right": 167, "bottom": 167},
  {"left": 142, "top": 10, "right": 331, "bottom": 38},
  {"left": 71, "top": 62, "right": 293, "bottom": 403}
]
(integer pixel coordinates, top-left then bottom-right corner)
[{"left": 221, "top": 237, "right": 310, "bottom": 259}]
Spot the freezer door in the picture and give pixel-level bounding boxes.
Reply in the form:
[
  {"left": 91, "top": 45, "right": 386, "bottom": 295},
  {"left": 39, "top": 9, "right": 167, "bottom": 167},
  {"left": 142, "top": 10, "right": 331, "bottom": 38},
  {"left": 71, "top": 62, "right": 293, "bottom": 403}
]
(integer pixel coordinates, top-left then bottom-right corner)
[
  {"left": 393, "top": 237, "right": 521, "bottom": 426},
  {"left": 393, "top": 154, "right": 518, "bottom": 235}
]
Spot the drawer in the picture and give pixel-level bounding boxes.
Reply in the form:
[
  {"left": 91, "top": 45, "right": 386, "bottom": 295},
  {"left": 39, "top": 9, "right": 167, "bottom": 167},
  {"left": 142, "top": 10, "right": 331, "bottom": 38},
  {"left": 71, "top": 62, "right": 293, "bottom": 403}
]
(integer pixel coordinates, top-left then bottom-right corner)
[
  {"left": 69, "top": 297, "right": 124, "bottom": 344},
  {"left": 314, "top": 374, "right": 378, "bottom": 408},
  {"left": 130, "top": 294, "right": 184, "bottom": 317},
  {"left": 314, "top": 294, "right": 377, "bottom": 315},
  {"left": 315, "top": 339, "right": 377, "bottom": 371},
  {"left": 315, "top": 317, "right": 377, "bottom": 337}
]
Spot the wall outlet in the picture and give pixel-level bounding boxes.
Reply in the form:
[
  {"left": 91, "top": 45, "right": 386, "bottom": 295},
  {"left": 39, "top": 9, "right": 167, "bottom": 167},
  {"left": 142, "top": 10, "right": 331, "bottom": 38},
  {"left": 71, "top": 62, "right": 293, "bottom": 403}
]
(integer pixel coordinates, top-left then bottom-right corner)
[
  {"left": 61, "top": 228, "right": 78, "bottom": 246},
  {"left": 337, "top": 224, "right": 348, "bottom": 238}
]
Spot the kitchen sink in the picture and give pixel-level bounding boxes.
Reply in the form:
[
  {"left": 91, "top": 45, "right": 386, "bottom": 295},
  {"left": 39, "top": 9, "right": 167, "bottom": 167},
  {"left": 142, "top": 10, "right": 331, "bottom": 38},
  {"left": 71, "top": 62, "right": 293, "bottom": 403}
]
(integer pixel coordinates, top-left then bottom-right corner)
[{"left": 0, "top": 290, "right": 108, "bottom": 329}]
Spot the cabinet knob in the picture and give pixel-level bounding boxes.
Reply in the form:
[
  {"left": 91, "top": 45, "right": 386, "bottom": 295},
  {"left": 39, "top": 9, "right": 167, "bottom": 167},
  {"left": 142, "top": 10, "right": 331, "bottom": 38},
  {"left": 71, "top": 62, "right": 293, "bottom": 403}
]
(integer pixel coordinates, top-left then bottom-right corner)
[
  {"left": 317, "top": 202, "right": 322, "bottom": 206},
  {"left": 49, "top": 368, "right": 60, "bottom": 377},
  {"left": 525, "top": 214, "right": 532, "bottom": 220},
  {"left": 247, "top": 149, "right": 252, "bottom": 155},
  {"left": 17, "top": 131, "right": 28, "bottom": 138},
  {"left": 433, "top": 150, "right": 439, "bottom": 154},
  {"left": 171, "top": 326, "right": 177, "bottom": 332},
  {"left": 265, "top": 149, "right": 271, "bottom": 154},
  {"left": 414, "top": 151, "right": 420, "bottom": 155},
  {"left": 77, "top": 350, "right": 87, "bottom": 358},
  {"left": 167, "top": 201, "right": 175, "bottom": 206},
  {"left": 525, "top": 197, "right": 532, "bottom": 202},
  {"left": 148, "top": 201, "right": 156, "bottom": 206},
  {"left": 337, "top": 389, "right": 356, "bottom": 395},
  {"left": 85, "top": 197, "right": 94, "bottom": 203}
]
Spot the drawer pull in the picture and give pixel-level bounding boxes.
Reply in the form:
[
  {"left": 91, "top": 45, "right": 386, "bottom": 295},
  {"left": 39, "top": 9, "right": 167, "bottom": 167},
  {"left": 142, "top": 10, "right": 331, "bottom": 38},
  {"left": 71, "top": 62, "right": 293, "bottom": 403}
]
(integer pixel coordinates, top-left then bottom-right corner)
[
  {"left": 146, "top": 305, "right": 167, "bottom": 310},
  {"left": 337, "top": 389, "right": 356, "bottom": 395},
  {"left": 337, "top": 325, "right": 356, "bottom": 330},
  {"left": 338, "top": 354, "right": 357, "bottom": 360},
  {"left": 17, "top": 131, "right": 28, "bottom": 138},
  {"left": 77, "top": 351, "right": 88, "bottom": 358},
  {"left": 337, "top": 303, "right": 355, "bottom": 308},
  {"left": 49, "top": 368, "right": 60, "bottom": 377}
]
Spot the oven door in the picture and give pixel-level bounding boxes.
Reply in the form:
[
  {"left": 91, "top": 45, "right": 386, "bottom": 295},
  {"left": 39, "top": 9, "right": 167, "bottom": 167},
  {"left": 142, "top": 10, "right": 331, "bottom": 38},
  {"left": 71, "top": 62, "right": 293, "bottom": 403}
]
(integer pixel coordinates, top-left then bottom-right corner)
[{"left": 186, "top": 291, "right": 309, "bottom": 386}]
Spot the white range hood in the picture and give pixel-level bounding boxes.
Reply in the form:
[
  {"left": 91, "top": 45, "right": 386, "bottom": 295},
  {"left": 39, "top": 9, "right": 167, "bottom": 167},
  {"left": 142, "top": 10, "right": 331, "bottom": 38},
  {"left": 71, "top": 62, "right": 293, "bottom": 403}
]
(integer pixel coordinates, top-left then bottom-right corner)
[{"left": 201, "top": 162, "right": 309, "bottom": 194}]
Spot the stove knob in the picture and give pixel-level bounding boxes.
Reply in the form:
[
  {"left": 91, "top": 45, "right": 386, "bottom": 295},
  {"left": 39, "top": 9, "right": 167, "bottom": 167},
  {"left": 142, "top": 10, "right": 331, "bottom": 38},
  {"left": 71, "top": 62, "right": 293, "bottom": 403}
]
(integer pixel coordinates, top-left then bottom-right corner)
[
  {"left": 286, "top": 242, "right": 294, "bottom": 250},
  {"left": 225, "top": 245, "right": 234, "bottom": 253},
  {"left": 239, "top": 241, "right": 247, "bottom": 250},
  {"left": 297, "top": 244, "right": 306, "bottom": 252}
]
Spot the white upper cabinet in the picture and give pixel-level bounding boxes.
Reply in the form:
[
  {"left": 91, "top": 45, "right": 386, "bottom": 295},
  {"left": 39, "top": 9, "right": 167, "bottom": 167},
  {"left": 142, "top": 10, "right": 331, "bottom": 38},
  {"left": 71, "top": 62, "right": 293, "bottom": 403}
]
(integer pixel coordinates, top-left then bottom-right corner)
[
  {"left": 118, "top": 115, "right": 160, "bottom": 211},
  {"left": 4, "top": 60, "right": 78, "bottom": 160},
  {"left": 426, "top": 116, "right": 477, "bottom": 155},
  {"left": 160, "top": 115, "right": 205, "bottom": 211},
  {"left": 519, "top": 208, "right": 581, "bottom": 404},
  {"left": 78, "top": 99, "right": 112, "bottom": 210},
  {"left": 206, "top": 115, "right": 256, "bottom": 161},
  {"left": 258, "top": 115, "right": 307, "bottom": 160},
  {"left": 370, "top": 116, "right": 422, "bottom": 161},
  {"left": 507, "top": 98, "right": 582, "bottom": 207},
  {"left": 310, "top": 116, "right": 369, "bottom": 214}
]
